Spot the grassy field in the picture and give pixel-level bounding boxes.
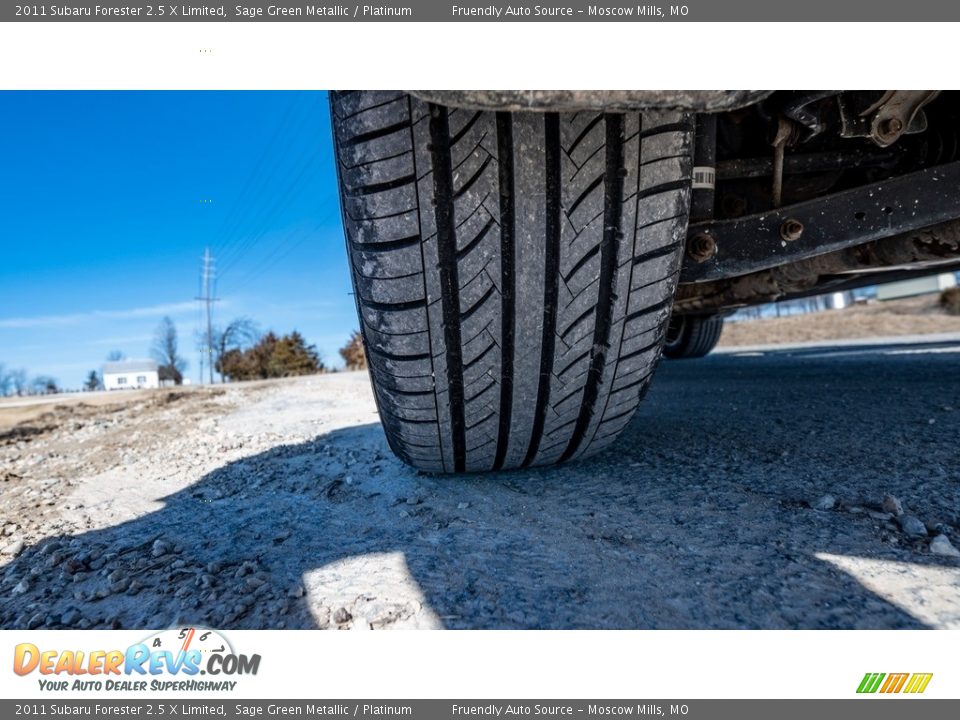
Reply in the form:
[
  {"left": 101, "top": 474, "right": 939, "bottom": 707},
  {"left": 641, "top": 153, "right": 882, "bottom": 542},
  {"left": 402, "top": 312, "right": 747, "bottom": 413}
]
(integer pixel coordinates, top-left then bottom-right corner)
[{"left": 718, "top": 294, "right": 960, "bottom": 347}]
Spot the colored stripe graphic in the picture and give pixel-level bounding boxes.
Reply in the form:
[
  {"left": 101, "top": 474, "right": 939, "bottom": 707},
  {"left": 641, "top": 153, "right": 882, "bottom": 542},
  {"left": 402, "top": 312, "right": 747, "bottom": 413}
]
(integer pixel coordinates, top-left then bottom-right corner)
[
  {"left": 857, "top": 673, "right": 885, "bottom": 693},
  {"left": 904, "top": 673, "right": 934, "bottom": 694},
  {"left": 857, "top": 672, "right": 932, "bottom": 694},
  {"left": 880, "top": 673, "right": 909, "bottom": 693}
]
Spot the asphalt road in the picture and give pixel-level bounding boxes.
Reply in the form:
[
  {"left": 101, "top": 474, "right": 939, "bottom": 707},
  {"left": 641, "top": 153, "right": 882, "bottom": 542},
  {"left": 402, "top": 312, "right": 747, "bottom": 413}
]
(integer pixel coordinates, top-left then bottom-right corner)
[{"left": 1, "top": 337, "right": 958, "bottom": 629}]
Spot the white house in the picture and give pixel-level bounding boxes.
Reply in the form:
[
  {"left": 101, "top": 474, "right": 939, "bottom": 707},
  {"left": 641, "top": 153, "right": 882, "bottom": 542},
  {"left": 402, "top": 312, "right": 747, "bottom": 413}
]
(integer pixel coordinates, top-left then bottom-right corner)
[
  {"left": 877, "top": 272, "right": 958, "bottom": 301},
  {"left": 102, "top": 360, "right": 160, "bottom": 391}
]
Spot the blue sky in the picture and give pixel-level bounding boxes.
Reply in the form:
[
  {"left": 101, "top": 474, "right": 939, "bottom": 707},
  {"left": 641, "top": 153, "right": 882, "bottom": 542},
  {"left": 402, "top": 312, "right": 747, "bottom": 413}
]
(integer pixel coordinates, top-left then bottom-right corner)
[{"left": 0, "top": 91, "right": 356, "bottom": 389}]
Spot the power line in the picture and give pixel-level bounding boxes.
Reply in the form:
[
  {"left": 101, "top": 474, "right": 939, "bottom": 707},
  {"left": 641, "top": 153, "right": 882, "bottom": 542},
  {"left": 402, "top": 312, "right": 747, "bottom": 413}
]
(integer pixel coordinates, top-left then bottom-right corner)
[
  {"left": 213, "top": 93, "right": 306, "bottom": 267},
  {"left": 203, "top": 93, "right": 332, "bottom": 305},
  {"left": 226, "top": 225, "right": 316, "bottom": 295},
  {"left": 216, "top": 147, "right": 324, "bottom": 278},
  {"left": 223, "top": 192, "right": 342, "bottom": 296},
  {"left": 215, "top": 93, "right": 324, "bottom": 273}
]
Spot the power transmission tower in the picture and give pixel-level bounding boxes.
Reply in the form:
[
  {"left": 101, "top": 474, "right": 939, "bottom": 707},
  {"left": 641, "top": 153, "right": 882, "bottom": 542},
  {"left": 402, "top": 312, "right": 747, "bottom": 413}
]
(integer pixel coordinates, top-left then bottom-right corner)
[{"left": 195, "top": 248, "right": 219, "bottom": 384}]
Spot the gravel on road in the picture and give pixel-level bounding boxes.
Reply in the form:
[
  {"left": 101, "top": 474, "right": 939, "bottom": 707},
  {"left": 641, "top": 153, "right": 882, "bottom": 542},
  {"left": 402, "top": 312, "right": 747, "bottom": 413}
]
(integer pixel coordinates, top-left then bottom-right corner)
[{"left": 1, "top": 338, "right": 958, "bottom": 629}]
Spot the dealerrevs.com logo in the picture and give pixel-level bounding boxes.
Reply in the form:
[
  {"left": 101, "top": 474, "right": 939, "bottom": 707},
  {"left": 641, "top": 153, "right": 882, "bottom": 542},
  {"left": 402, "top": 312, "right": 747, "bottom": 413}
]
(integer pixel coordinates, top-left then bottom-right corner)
[
  {"left": 13, "top": 627, "right": 260, "bottom": 693},
  {"left": 857, "top": 673, "right": 933, "bottom": 694}
]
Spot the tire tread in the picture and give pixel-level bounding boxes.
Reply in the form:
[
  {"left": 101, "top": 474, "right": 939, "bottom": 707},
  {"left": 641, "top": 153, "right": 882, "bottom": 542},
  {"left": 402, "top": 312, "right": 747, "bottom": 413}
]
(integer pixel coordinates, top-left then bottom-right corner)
[{"left": 333, "top": 91, "right": 692, "bottom": 472}]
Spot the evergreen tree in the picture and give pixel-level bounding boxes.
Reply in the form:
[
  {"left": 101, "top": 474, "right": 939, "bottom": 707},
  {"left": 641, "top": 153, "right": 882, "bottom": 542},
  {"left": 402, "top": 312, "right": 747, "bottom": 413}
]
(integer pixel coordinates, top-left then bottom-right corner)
[
  {"left": 84, "top": 370, "right": 101, "bottom": 391},
  {"left": 339, "top": 331, "right": 367, "bottom": 370},
  {"left": 218, "top": 330, "right": 324, "bottom": 381}
]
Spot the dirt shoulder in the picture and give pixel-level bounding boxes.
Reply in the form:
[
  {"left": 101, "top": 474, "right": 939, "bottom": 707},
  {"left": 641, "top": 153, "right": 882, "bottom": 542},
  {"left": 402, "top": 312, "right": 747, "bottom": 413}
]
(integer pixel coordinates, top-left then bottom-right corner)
[
  {"left": 718, "top": 294, "right": 960, "bottom": 347},
  {"left": 0, "top": 391, "right": 159, "bottom": 432}
]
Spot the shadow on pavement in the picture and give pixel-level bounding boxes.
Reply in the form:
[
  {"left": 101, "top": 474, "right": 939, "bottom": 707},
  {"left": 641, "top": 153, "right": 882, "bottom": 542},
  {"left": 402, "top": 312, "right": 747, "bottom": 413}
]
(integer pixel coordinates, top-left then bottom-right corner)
[{"left": 2, "top": 345, "right": 958, "bottom": 629}]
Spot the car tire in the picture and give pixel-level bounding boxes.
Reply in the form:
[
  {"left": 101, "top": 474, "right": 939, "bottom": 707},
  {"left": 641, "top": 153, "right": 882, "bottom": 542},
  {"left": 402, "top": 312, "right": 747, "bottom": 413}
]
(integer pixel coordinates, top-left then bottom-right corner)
[
  {"left": 332, "top": 91, "right": 693, "bottom": 472},
  {"left": 663, "top": 314, "right": 724, "bottom": 359}
]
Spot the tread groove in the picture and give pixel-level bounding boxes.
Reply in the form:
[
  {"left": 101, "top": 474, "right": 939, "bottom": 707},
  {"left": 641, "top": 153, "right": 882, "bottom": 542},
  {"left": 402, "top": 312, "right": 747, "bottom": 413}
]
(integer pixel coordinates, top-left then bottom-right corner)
[
  {"left": 452, "top": 132, "right": 489, "bottom": 173},
  {"left": 567, "top": 174, "right": 604, "bottom": 216},
  {"left": 568, "top": 114, "right": 604, "bottom": 156},
  {"left": 461, "top": 317, "right": 496, "bottom": 349},
  {"left": 463, "top": 341, "right": 496, "bottom": 371},
  {"left": 363, "top": 297, "right": 426, "bottom": 312},
  {"left": 366, "top": 346, "right": 431, "bottom": 362},
  {"left": 522, "top": 113, "right": 562, "bottom": 467},
  {"left": 559, "top": 306, "right": 597, "bottom": 341},
  {"left": 405, "top": 95, "right": 441, "bottom": 466},
  {"left": 562, "top": 243, "right": 601, "bottom": 283},
  {"left": 466, "top": 411, "right": 496, "bottom": 431},
  {"left": 620, "top": 338, "right": 661, "bottom": 362},
  {"left": 556, "top": 348, "right": 591, "bottom": 378},
  {"left": 466, "top": 378, "right": 497, "bottom": 402},
  {"left": 342, "top": 120, "right": 410, "bottom": 148},
  {"left": 560, "top": 114, "right": 624, "bottom": 464},
  {"left": 638, "top": 121, "right": 694, "bottom": 140},
  {"left": 454, "top": 155, "right": 493, "bottom": 199},
  {"left": 338, "top": 148, "right": 411, "bottom": 172},
  {"left": 452, "top": 111, "right": 483, "bottom": 144},
  {"left": 351, "top": 263, "right": 422, "bottom": 281},
  {"left": 632, "top": 240, "right": 684, "bottom": 266},
  {"left": 493, "top": 112, "right": 516, "bottom": 471},
  {"left": 460, "top": 283, "right": 497, "bottom": 321},
  {"left": 350, "top": 234, "right": 421, "bottom": 253},
  {"left": 348, "top": 173, "right": 416, "bottom": 197},
  {"left": 456, "top": 216, "right": 496, "bottom": 260},
  {"left": 636, "top": 178, "right": 689, "bottom": 202},
  {"left": 612, "top": 369, "right": 655, "bottom": 394},
  {"left": 587, "top": 112, "right": 646, "bottom": 448},
  {"left": 379, "top": 385, "right": 434, "bottom": 398},
  {"left": 625, "top": 296, "right": 673, "bottom": 323},
  {"left": 429, "top": 104, "right": 467, "bottom": 472},
  {"left": 336, "top": 94, "right": 405, "bottom": 121}
]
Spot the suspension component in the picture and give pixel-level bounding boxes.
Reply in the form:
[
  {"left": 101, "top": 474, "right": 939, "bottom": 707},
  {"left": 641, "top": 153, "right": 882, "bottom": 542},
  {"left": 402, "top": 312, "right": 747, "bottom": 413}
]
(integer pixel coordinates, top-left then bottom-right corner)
[{"left": 840, "top": 90, "right": 941, "bottom": 148}]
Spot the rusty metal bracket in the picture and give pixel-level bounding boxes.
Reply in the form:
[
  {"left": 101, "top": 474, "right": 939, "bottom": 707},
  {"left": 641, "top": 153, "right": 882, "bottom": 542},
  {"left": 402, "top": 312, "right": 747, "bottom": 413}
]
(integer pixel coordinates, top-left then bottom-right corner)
[
  {"left": 680, "top": 161, "right": 960, "bottom": 283},
  {"left": 840, "top": 90, "right": 940, "bottom": 147}
]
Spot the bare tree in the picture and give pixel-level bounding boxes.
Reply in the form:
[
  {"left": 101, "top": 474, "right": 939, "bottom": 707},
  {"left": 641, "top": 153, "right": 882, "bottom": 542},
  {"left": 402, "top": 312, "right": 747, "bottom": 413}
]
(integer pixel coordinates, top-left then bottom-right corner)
[
  {"left": 106, "top": 350, "right": 126, "bottom": 362},
  {"left": 30, "top": 376, "right": 59, "bottom": 395},
  {"left": 151, "top": 316, "right": 188, "bottom": 385},
  {"left": 9, "top": 368, "right": 27, "bottom": 396},
  {"left": 213, "top": 318, "right": 259, "bottom": 383},
  {"left": 0, "top": 363, "right": 9, "bottom": 397},
  {"left": 84, "top": 370, "right": 102, "bottom": 392}
]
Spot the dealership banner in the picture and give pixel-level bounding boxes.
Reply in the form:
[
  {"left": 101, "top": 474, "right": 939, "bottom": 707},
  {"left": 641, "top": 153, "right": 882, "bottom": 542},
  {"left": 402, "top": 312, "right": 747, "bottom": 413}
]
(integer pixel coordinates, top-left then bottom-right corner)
[
  {"left": 3, "top": 1, "right": 960, "bottom": 22},
  {"left": 2, "top": 630, "right": 957, "bottom": 702}
]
